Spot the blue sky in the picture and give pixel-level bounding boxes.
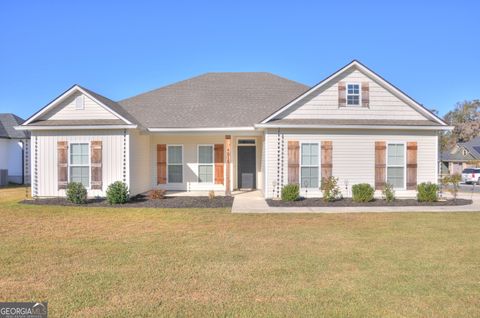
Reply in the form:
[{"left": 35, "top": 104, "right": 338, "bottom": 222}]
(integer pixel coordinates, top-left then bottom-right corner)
[{"left": 0, "top": 1, "right": 478, "bottom": 119}]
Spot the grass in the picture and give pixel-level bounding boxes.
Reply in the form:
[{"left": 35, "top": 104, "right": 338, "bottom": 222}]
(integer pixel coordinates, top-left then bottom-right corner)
[{"left": 0, "top": 187, "right": 479, "bottom": 317}]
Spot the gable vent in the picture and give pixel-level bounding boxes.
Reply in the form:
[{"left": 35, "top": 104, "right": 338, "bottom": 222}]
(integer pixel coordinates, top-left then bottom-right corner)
[{"left": 75, "top": 95, "right": 85, "bottom": 110}]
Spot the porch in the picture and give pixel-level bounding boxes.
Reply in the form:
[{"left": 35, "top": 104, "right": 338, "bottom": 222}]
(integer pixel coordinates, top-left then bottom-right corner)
[{"left": 129, "top": 131, "right": 264, "bottom": 196}]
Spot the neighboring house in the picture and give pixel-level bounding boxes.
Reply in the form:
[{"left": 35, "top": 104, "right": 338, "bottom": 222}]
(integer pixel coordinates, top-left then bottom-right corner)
[
  {"left": 0, "top": 113, "right": 30, "bottom": 185},
  {"left": 16, "top": 60, "right": 452, "bottom": 198},
  {"left": 441, "top": 137, "right": 480, "bottom": 175}
]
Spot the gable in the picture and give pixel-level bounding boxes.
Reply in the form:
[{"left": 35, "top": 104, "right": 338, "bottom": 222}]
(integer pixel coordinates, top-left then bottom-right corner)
[
  {"left": 39, "top": 91, "right": 119, "bottom": 121},
  {"left": 279, "top": 69, "right": 426, "bottom": 121}
]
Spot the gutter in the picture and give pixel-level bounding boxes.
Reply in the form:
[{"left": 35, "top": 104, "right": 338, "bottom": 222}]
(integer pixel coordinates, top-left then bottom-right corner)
[
  {"left": 14, "top": 125, "right": 138, "bottom": 130},
  {"left": 147, "top": 127, "right": 256, "bottom": 132},
  {"left": 254, "top": 124, "right": 454, "bottom": 131}
]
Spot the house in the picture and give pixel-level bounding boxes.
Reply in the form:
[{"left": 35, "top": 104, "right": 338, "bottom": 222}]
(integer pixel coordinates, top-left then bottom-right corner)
[
  {"left": 16, "top": 61, "right": 452, "bottom": 198},
  {"left": 440, "top": 137, "right": 480, "bottom": 175},
  {"left": 0, "top": 113, "right": 30, "bottom": 185}
]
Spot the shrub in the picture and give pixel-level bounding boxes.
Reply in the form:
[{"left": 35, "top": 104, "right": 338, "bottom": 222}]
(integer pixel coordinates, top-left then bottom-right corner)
[
  {"left": 441, "top": 174, "right": 461, "bottom": 202},
  {"left": 66, "top": 182, "right": 87, "bottom": 204},
  {"left": 352, "top": 183, "right": 375, "bottom": 202},
  {"left": 148, "top": 189, "right": 166, "bottom": 200},
  {"left": 417, "top": 182, "right": 439, "bottom": 202},
  {"left": 320, "top": 176, "right": 342, "bottom": 202},
  {"left": 281, "top": 183, "right": 300, "bottom": 202},
  {"left": 382, "top": 183, "right": 395, "bottom": 203},
  {"left": 208, "top": 190, "right": 215, "bottom": 200},
  {"left": 106, "top": 181, "right": 129, "bottom": 204}
]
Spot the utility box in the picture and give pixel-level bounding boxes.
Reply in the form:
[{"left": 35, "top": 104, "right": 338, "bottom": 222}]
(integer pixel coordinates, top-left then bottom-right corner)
[{"left": 0, "top": 169, "right": 8, "bottom": 186}]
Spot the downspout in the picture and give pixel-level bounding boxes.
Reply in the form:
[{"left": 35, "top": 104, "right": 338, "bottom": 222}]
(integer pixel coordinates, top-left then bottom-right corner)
[{"left": 20, "top": 140, "right": 25, "bottom": 185}]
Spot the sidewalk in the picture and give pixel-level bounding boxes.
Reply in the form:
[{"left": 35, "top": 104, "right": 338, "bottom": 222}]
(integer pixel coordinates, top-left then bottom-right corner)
[{"left": 231, "top": 191, "right": 480, "bottom": 213}]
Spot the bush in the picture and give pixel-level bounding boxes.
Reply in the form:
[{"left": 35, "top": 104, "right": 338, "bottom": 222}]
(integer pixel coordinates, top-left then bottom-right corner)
[
  {"left": 417, "top": 182, "right": 439, "bottom": 202},
  {"left": 66, "top": 182, "right": 87, "bottom": 204},
  {"left": 148, "top": 189, "right": 166, "bottom": 200},
  {"left": 281, "top": 183, "right": 300, "bottom": 202},
  {"left": 352, "top": 183, "right": 375, "bottom": 202},
  {"left": 382, "top": 183, "right": 395, "bottom": 203},
  {"left": 441, "top": 174, "right": 461, "bottom": 202},
  {"left": 106, "top": 181, "right": 129, "bottom": 204},
  {"left": 320, "top": 176, "right": 342, "bottom": 202}
]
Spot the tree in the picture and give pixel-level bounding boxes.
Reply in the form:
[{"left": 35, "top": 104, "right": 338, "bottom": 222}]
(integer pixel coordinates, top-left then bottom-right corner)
[{"left": 442, "top": 100, "right": 480, "bottom": 149}]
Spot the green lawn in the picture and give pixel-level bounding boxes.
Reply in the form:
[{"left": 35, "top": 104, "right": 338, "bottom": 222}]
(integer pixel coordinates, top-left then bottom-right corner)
[{"left": 0, "top": 187, "right": 479, "bottom": 317}]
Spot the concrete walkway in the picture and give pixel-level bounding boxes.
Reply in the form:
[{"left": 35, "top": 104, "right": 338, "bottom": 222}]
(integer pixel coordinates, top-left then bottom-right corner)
[{"left": 231, "top": 191, "right": 480, "bottom": 213}]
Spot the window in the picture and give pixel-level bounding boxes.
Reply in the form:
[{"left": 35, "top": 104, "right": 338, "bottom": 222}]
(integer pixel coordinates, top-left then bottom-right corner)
[
  {"left": 69, "top": 143, "right": 89, "bottom": 187},
  {"left": 387, "top": 143, "right": 405, "bottom": 189},
  {"left": 300, "top": 143, "right": 319, "bottom": 188},
  {"left": 346, "top": 84, "right": 360, "bottom": 106},
  {"left": 167, "top": 145, "right": 183, "bottom": 183},
  {"left": 75, "top": 95, "right": 85, "bottom": 110},
  {"left": 198, "top": 145, "right": 214, "bottom": 183},
  {"left": 238, "top": 139, "right": 255, "bottom": 145}
]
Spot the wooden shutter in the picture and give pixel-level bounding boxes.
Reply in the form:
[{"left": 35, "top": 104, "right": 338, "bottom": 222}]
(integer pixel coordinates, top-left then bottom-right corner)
[
  {"left": 321, "top": 141, "right": 332, "bottom": 180},
  {"left": 407, "top": 142, "right": 418, "bottom": 190},
  {"left": 157, "top": 144, "right": 167, "bottom": 184},
  {"left": 338, "top": 82, "right": 346, "bottom": 107},
  {"left": 91, "top": 141, "right": 102, "bottom": 190},
  {"left": 214, "top": 144, "right": 224, "bottom": 184},
  {"left": 361, "top": 82, "right": 369, "bottom": 107},
  {"left": 375, "top": 141, "right": 386, "bottom": 190},
  {"left": 288, "top": 141, "right": 299, "bottom": 184},
  {"left": 57, "top": 141, "right": 68, "bottom": 189}
]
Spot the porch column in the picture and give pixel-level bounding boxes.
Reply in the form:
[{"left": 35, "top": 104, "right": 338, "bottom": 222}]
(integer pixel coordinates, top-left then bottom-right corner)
[{"left": 225, "top": 135, "right": 231, "bottom": 196}]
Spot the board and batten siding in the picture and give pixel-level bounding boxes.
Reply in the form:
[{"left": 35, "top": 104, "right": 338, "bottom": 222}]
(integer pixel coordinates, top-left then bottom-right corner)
[
  {"left": 30, "top": 130, "right": 128, "bottom": 197},
  {"left": 264, "top": 129, "right": 438, "bottom": 198},
  {"left": 39, "top": 92, "right": 119, "bottom": 121},
  {"left": 129, "top": 130, "right": 151, "bottom": 195},
  {"left": 281, "top": 69, "right": 426, "bottom": 121}
]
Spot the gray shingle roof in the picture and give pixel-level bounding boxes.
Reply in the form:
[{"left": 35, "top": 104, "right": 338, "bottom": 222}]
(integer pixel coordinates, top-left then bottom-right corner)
[
  {"left": 441, "top": 136, "right": 480, "bottom": 162},
  {"left": 0, "top": 113, "right": 28, "bottom": 139},
  {"left": 78, "top": 86, "right": 139, "bottom": 125},
  {"left": 118, "top": 72, "right": 309, "bottom": 128}
]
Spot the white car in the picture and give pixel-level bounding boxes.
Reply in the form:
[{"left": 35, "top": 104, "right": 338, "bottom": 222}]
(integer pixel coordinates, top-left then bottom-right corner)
[{"left": 461, "top": 168, "right": 480, "bottom": 184}]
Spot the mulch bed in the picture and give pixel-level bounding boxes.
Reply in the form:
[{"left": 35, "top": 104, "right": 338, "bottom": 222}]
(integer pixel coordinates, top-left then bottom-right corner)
[
  {"left": 21, "top": 194, "right": 234, "bottom": 209},
  {"left": 266, "top": 197, "right": 472, "bottom": 207}
]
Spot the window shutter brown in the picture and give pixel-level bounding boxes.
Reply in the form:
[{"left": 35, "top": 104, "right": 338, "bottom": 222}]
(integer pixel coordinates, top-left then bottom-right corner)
[
  {"left": 407, "top": 142, "right": 418, "bottom": 190},
  {"left": 288, "top": 141, "right": 299, "bottom": 184},
  {"left": 321, "top": 141, "right": 332, "bottom": 180},
  {"left": 214, "top": 144, "right": 224, "bottom": 184},
  {"left": 338, "top": 82, "right": 346, "bottom": 107},
  {"left": 375, "top": 141, "right": 386, "bottom": 190},
  {"left": 57, "top": 141, "right": 68, "bottom": 190},
  {"left": 361, "top": 82, "right": 369, "bottom": 107},
  {"left": 157, "top": 144, "right": 167, "bottom": 184},
  {"left": 91, "top": 141, "right": 102, "bottom": 190}
]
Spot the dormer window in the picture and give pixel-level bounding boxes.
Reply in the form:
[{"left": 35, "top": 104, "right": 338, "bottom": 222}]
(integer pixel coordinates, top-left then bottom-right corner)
[
  {"left": 346, "top": 84, "right": 360, "bottom": 106},
  {"left": 75, "top": 95, "right": 85, "bottom": 110}
]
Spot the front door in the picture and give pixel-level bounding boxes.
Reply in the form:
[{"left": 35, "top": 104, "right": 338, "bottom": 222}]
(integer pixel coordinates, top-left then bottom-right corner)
[{"left": 237, "top": 146, "right": 256, "bottom": 189}]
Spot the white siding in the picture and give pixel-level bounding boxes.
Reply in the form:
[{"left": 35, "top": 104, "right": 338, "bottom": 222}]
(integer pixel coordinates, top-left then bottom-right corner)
[
  {"left": 31, "top": 130, "right": 126, "bottom": 197},
  {"left": 129, "top": 130, "right": 151, "bottom": 195},
  {"left": 265, "top": 129, "right": 438, "bottom": 198},
  {"left": 282, "top": 69, "right": 426, "bottom": 121},
  {"left": 39, "top": 92, "right": 118, "bottom": 120},
  {"left": 0, "top": 139, "right": 29, "bottom": 184}
]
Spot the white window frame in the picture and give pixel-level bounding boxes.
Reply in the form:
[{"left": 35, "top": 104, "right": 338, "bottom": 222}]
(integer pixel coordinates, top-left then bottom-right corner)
[
  {"left": 386, "top": 142, "right": 407, "bottom": 190},
  {"left": 68, "top": 141, "right": 91, "bottom": 189},
  {"left": 197, "top": 144, "right": 215, "bottom": 183},
  {"left": 346, "top": 83, "right": 361, "bottom": 106},
  {"left": 75, "top": 95, "right": 85, "bottom": 110},
  {"left": 166, "top": 144, "right": 183, "bottom": 184},
  {"left": 299, "top": 141, "right": 321, "bottom": 189}
]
